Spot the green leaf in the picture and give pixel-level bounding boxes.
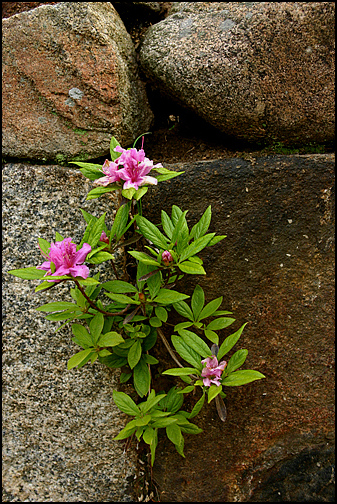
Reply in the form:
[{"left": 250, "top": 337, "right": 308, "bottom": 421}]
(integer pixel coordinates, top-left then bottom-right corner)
[
  {"left": 163, "top": 386, "right": 184, "bottom": 413},
  {"left": 153, "top": 289, "right": 189, "bottom": 305},
  {"left": 207, "top": 235, "right": 226, "bottom": 247},
  {"left": 175, "top": 321, "right": 193, "bottom": 332},
  {"left": 127, "top": 340, "right": 142, "bottom": 369},
  {"left": 89, "top": 312, "right": 104, "bottom": 345},
  {"left": 134, "top": 186, "right": 148, "bottom": 200},
  {"left": 114, "top": 421, "right": 138, "bottom": 440},
  {"left": 204, "top": 330, "right": 219, "bottom": 345},
  {"left": 188, "top": 392, "right": 206, "bottom": 419},
  {"left": 179, "top": 329, "right": 212, "bottom": 358},
  {"left": 105, "top": 292, "right": 139, "bottom": 304},
  {"left": 147, "top": 270, "right": 162, "bottom": 299},
  {"left": 120, "top": 372, "right": 132, "bottom": 383},
  {"left": 87, "top": 251, "right": 114, "bottom": 264},
  {"left": 69, "top": 162, "right": 104, "bottom": 181},
  {"left": 97, "top": 332, "right": 125, "bottom": 347},
  {"left": 162, "top": 367, "right": 199, "bottom": 376},
  {"left": 166, "top": 424, "right": 183, "bottom": 446},
  {"left": 191, "top": 285, "right": 205, "bottom": 321},
  {"left": 142, "top": 327, "right": 157, "bottom": 351},
  {"left": 206, "top": 317, "right": 236, "bottom": 331},
  {"left": 171, "top": 212, "right": 189, "bottom": 254},
  {"left": 110, "top": 202, "right": 131, "bottom": 241},
  {"left": 80, "top": 208, "right": 98, "bottom": 226},
  {"left": 161, "top": 210, "right": 174, "bottom": 239},
  {"left": 99, "top": 353, "right": 127, "bottom": 368},
  {"left": 178, "top": 385, "right": 195, "bottom": 394},
  {"left": 142, "top": 392, "right": 167, "bottom": 414},
  {"left": 36, "top": 301, "right": 77, "bottom": 312},
  {"left": 151, "top": 417, "right": 178, "bottom": 428},
  {"left": 133, "top": 357, "right": 151, "bottom": 397},
  {"left": 222, "top": 370, "right": 265, "bottom": 386},
  {"left": 122, "top": 187, "right": 137, "bottom": 200},
  {"left": 86, "top": 185, "right": 119, "bottom": 200},
  {"left": 76, "top": 277, "right": 100, "bottom": 286},
  {"left": 179, "top": 233, "right": 215, "bottom": 263},
  {"left": 150, "top": 428, "right": 158, "bottom": 466},
  {"left": 86, "top": 243, "right": 107, "bottom": 258},
  {"left": 55, "top": 232, "right": 64, "bottom": 242},
  {"left": 80, "top": 213, "right": 106, "bottom": 249},
  {"left": 141, "top": 354, "right": 159, "bottom": 365},
  {"left": 102, "top": 280, "right": 138, "bottom": 293},
  {"left": 180, "top": 423, "right": 203, "bottom": 435},
  {"left": 226, "top": 349, "right": 249, "bottom": 374},
  {"left": 110, "top": 136, "right": 121, "bottom": 160},
  {"left": 178, "top": 261, "right": 206, "bottom": 275},
  {"left": 207, "top": 384, "right": 222, "bottom": 403},
  {"left": 189, "top": 206, "right": 212, "bottom": 241},
  {"left": 45, "top": 310, "right": 82, "bottom": 321},
  {"left": 38, "top": 238, "right": 51, "bottom": 256},
  {"left": 67, "top": 348, "right": 93, "bottom": 369},
  {"left": 113, "top": 390, "right": 140, "bottom": 416},
  {"left": 128, "top": 251, "right": 161, "bottom": 267},
  {"left": 173, "top": 301, "right": 194, "bottom": 321},
  {"left": 198, "top": 297, "right": 223, "bottom": 321},
  {"left": 8, "top": 267, "right": 46, "bottom": 280},
  {"left": 153, "top": 167, "right": 184, "bottom": 182},
  {"left": 136, "top": 215, "right": 169, "bottom": 249},
  {"left": 155, "top": 306, "right": 168, "bottom": 322},
  {"left": 171, "top": 335, "right": 202, "bottom": 370},
  {"left": 34, "top": 281, "right": 54, "bottom": 292},
  {"left": 171, "top": 205, "right": 183, "bottom": 226},
  {"left": 143, "top": 426, "right": 156, "bottom": 445},
  {"left": 71, "top": 323, "right": 93, "bottom": 347},
  {"left": 149, "top": 317, "right": 162, "bottom": 327},
  {"left": 217, "top": 323, "right": 248, "bottom": 361}
]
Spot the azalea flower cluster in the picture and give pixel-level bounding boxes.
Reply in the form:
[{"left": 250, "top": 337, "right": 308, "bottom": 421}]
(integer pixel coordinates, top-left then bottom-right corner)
[
  {"left": 94, "top": 143, "right": 163, "bottom": 191},
  {"left": 37, "top": 238, "right": 91, "bottom": 282},
  {"left": 201, "top": 355, "right": 227, "bottom": 387}
]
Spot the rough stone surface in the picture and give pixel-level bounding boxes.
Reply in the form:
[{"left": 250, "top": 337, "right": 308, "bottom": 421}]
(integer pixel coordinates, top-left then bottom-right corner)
[
  {"left": 2, "top": 2, "right": 154, "bottom": 163},
  {"left": 2, "top": 163, "right": 137, "bottom": 502},
  {"left": 139, "top": 2, "right": 335, "bottom": 147},
  {"left": 142, "top": 154, "right": 335, "bottom": 501}
]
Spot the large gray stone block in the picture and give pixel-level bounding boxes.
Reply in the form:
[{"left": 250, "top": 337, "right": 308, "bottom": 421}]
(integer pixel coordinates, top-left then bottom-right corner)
[
  {"left": 2, "top": 163, "right": 137, "bottom": 502},
  {"left": 140, "top": 2, "right": 335, "bottom": 147}
]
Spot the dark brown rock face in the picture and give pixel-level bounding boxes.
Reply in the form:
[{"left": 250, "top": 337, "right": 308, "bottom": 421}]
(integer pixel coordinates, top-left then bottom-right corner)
[
  {"left": 143, "top": 154, "right": 335, "bottom": 501},
  {"left": 140, "top": 2, "right": 335, "bottom": 147},
  {"left": 2, "top": 2, "right": 153, "bottom": 163}
]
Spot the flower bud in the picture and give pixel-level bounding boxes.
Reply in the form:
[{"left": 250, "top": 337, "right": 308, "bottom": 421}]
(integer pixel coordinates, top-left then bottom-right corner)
[
  {"left": 99, "top": 231, "right": 110, "bottom": 245},
  {"left": 162, "top": 250, "right": 173, "bottom": 266}
]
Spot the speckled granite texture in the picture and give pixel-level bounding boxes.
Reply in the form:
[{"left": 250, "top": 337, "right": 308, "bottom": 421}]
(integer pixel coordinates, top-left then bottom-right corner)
[{"left": 2, "top": 163, "right": 137, "bottom": 502}]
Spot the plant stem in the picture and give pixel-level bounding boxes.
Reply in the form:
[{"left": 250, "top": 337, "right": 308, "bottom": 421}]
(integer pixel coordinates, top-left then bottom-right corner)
[
  {"left": 110, "top": 258, "right": 120, "bottom": 280},
  {"left": 73, "top": 279, "right": 130, "bottom": 317},
  {"left": 157, "top": 327, "right": 198, "bottom": 379}
]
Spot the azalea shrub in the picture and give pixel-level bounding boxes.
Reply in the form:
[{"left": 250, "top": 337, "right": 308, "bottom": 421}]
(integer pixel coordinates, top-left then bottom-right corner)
[{"left": 9, "top": 134, "right": 265, "bottom": 465}]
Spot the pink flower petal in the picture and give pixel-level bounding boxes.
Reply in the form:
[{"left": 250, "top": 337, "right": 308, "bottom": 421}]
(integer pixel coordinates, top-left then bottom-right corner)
[
  {"left": 69, "top": 265, "right": 90, "bottom": 279},
  {"left": 74, "top": 243, "right": 91, "bottom": 264}
]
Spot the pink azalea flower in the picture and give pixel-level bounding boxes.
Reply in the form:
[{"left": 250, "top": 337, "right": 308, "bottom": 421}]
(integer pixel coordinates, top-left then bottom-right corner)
[
  {"left": 37, "top": 237, "right": 91, "bottom": 282},
  {"left": 114, "top": 145, "right": 162, "bottom": 190},
  {"left": 94, "top": 159, "right": 121, "bottom": 187},
  {"left": 162, "top": 250, "right": 173, "bottom": 266},
  {"left": 201, "top": 355, "right": 227, "bottom": 387}
]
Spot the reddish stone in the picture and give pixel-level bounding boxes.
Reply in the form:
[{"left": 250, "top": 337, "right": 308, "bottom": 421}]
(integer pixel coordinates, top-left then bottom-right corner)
[
  {"left": 143, "top": 154, "right": 335, "bottom": 501},
  {"left": 2, "top": 2, "right": 153, "bottom": 162}
]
